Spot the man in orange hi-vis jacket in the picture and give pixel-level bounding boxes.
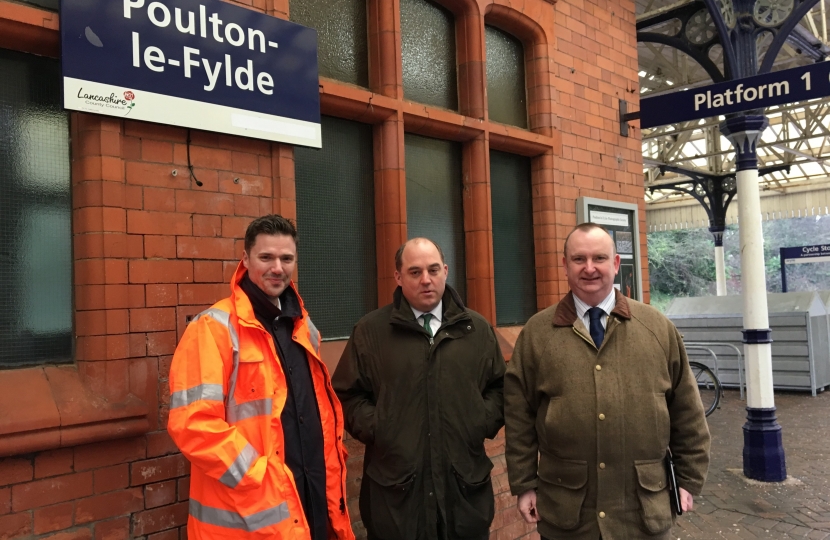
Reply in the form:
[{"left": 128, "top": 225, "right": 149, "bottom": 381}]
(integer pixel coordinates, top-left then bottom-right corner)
[{"left": 168, "top": 214, "right": 354, "bottom": 540}]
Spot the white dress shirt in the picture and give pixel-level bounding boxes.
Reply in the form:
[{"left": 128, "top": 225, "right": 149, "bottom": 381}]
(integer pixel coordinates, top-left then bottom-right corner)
[
  {"left": 411, "top": 300, "right": 443, "bottom": 336},
  {"left": 573, "top": 290, "right": 616, "bottom": 330}
]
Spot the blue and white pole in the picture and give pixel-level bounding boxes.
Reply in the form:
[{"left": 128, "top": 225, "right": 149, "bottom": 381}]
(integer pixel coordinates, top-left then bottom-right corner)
[{"left": 720, "top": 115, "right": 786, "bottom": 482}]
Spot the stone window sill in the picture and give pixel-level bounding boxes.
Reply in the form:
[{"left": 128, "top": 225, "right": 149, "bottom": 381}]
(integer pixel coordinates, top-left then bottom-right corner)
[
  {"left": 0, "top": 1, "right": 59, "bottom": 58},
  {"left": 0, "top": 366, "right": 151, "bottom": 457}
]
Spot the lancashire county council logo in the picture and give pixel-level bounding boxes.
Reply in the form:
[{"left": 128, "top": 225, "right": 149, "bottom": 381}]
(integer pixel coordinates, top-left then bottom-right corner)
[
  {"left": 76, "top": 87, "right": 137, "bottom": 117},
  {"left": 123, "top": 91, "right": 136, "bottom": 116}
]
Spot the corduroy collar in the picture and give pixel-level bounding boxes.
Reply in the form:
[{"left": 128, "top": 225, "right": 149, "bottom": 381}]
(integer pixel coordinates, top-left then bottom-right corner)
[{"left": 552, "top": 289, "right": 632, "bottom": 327}]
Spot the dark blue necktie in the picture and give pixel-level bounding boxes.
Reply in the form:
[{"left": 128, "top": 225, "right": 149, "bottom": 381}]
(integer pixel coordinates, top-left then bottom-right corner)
[{"left": 588, "top": 307, "right": 605, "bottom": 348}]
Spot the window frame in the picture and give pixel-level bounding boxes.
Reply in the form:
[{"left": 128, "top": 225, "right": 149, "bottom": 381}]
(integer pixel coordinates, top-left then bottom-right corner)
[
  {"left": 0, "top": 2, "right": 153, "bottom": 458},
  {"left": 315, "top": 0, "right": 556, "bottom": 323}
]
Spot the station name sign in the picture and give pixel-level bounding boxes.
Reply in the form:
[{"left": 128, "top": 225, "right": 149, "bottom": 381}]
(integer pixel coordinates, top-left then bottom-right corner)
[
  {"left": 640, "top": 60, "right": 830, "bottom": 129},
  {"left": 61, "top": 0, "right": 322, "bottom": 147}
]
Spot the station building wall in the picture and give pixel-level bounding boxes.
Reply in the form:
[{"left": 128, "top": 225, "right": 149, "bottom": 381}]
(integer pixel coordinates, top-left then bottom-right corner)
[{"left": 0, "top": 0, "right": 643, "bottom": 538}]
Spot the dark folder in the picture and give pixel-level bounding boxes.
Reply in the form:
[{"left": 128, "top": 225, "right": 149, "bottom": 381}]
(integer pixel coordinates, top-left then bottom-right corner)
[{"left": 665, "top": 449, "right": 683, "bottom": 516}]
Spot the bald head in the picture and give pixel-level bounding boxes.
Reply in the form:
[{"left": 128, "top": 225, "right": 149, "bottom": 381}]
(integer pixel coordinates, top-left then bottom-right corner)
[
  {"left": 395, "top": 238, "right": 445, "bottom": 272},
  {"left": 394, "top": 238, "right": 448, "bottom": 312},
  {"left": 563, "top": 223, "right": 615, "bottom": 258}
]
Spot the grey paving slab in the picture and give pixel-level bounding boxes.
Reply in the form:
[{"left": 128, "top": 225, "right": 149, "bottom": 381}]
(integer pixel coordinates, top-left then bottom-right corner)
[{"left": 675, "top": 389, "right": 830, "bottom": 539}]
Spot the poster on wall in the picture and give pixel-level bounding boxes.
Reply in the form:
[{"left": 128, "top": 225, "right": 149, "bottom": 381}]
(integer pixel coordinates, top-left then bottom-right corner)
[
  {"left": 60, "top": 0, "right": 322, "bottom": 147},
  {"left": 576, "top": 197, "right": 642, "bottom": 301}
]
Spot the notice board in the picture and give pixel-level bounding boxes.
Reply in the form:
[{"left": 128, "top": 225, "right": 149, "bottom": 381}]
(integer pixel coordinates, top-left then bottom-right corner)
[{"left": 577, "top": 197, "right": 642, "bottom": 302}]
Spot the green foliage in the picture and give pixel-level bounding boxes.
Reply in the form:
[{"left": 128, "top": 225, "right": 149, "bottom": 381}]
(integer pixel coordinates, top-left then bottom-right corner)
[
  {"left": 648, "top": 215, "right": 830, "bottom": 311},
  {"left": 648, "top": 228, "right": 718, "bottom": 298}
]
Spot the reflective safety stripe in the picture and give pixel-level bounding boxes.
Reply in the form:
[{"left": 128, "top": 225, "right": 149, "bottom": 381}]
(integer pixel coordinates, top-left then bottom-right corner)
[
  {"left": 306, "top": 317, "right": 320, "bottom": 356},
  {"left": 190, "top": 308, "right": 243, "bottom": 421},
  {"left": 226, "top": 398, "right": 272, "bottom": 424},
  {"left": 218, "top": 443, "right": 259, "bottom": 489},
  {"left": 190, "top": 498, "right": 291, "bottom": 531},
  {"left": 170, "top": 384, "right": 224, "bottom": 409}
]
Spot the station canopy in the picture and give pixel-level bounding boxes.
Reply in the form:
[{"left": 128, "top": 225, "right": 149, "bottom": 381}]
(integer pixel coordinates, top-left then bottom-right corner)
[{"left": 637, "top": 0, "right": 830, "bottom": 217}]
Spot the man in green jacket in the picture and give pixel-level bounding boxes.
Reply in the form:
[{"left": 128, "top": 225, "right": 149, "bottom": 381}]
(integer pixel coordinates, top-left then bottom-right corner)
[
  {"left": 505, "top": 223, "right": 710, "bottom": 540},
  {"left": 332, "top": 237, "right": 506, "bottom": 540}
]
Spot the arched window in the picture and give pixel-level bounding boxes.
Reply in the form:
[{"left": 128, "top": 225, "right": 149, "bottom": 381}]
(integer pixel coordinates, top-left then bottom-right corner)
[
  {"left": 486, "top": 25, "right": 527, "bottom": 128},
  {"left": 290, "top": 0, "right": 369, "bottom": 87},
  {"left": 400, "top": 0, "right": 458, "bottom": 110}
]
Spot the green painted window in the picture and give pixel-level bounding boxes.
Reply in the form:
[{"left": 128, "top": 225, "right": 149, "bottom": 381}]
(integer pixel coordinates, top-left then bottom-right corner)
[
  {"left": 290, "top": 0, "right": 369, "bottom": 87},
  {"left": 0, "top": 49, "right": 72, "bottom": 367},
  {"left": 490, "top": 150, "right": 536, "bottom": 325},
  {"left": 404, "top": 133, "right": 466, "bottom": 300},
  {"left": 486, "top": 25, "right": 527, "bottom": 128},
  {"left": 400, "top": 0, "right": 458, "bottom": 110},
  {"left": 295, "top": 116, "right": 376, "bottom": 339}
]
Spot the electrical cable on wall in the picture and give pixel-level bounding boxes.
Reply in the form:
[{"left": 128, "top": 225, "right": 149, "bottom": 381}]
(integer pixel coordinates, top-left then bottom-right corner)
[{"left": 186, "top": 129, "right": 203, "bottom": 187}]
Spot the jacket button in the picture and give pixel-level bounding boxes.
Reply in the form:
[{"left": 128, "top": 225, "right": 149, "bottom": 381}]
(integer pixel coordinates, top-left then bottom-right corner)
[
  {"left": 599, "top": 511, "right": 606, "bottom": 519},
  {"left": 299, "top": 416, "right": 304, "bottom": 424},
  {"left": 595, "top": 365, "right": 602, "bottom": 371},
  {"left": 599, "top": 463, "right": 606, "bottom": 469},
  {"left": 598, "top": 413, "right": 606, "bottom": 420}
]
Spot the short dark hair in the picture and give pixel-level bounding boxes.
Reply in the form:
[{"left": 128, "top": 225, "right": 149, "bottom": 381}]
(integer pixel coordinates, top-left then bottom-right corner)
[
  {"left": 244, "top": 214, "right": 298, "bottom": 253},
  {"left": 395, "top": 238, "right": 445, "bottom": 272},
  {"left": 563, "top": 223, "right": 616, "bottom": 257}
]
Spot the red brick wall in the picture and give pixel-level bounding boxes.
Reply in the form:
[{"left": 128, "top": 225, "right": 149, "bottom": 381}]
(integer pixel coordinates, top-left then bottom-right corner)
[{"left": 0, "top": 0, "right": 642, "bottom": 538}]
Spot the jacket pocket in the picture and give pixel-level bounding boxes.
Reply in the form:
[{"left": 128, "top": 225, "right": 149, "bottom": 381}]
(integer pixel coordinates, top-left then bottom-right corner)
[
  {"left": 360, "top": 467, "right": 419, "bottom": 540},
  {"left": 448, "top": 462, "right": 495, "bottom": 538},
  {"left": 634, "top": 459, "right": 673, "bottom": 534},
  {"left": 235, "top": 356, "right": 270, "bottom": 401},
  {"left": 536, "top": 454, "right": 588, "bottom": 530}
]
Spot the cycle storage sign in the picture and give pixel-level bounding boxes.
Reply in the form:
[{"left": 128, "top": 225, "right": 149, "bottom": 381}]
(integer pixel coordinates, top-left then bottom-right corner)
[{"left": 60, "top": 0, "right": 321, "bottom": 147}]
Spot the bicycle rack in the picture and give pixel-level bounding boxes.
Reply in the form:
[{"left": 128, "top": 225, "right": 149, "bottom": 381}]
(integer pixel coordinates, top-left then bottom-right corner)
[{"left": 684, "top": 342, "right": 745, "bottom": 400}]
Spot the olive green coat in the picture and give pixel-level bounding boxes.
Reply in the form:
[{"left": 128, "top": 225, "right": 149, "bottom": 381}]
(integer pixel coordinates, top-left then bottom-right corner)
[
  {"left": 505, "top": 291, "right": 710, "bottom": 540},
  {"left": 332, "top": 286, "right": 505, "bottom": 540}
]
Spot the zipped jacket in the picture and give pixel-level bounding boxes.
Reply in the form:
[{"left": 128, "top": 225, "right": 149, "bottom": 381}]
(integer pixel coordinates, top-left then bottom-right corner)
[
  {"left": 168, "top": 262, "right": 354, "bottom": 540},
  {"left": 333, "top": 286, "right": 505, "bottom": 540}
]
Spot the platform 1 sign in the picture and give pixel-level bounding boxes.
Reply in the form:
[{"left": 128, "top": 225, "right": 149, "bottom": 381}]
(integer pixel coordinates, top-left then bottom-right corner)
[
  {"left": 641, "top": 61, "right": 830, "bottom": 129},
  {"left": 61, "top": 0, "right": 322, "bottom": 147}
]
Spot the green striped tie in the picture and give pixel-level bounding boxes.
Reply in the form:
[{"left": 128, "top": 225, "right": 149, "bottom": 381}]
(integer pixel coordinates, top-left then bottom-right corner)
[{"left": 421, "top": 313, "right": 434, "bottom": 337}]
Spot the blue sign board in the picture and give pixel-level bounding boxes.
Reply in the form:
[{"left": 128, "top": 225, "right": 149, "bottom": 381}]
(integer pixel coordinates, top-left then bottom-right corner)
[
  {"left": 779, "top": 244, "right": 830, "bottom": 292},
  {"left": 640, "top": 61, "right": 830, "bottom": 129},
  {"left": 781, "top": 244, "right": 830, "bottom": 264},
  {"left": 61, "top": 0, "right": 321, "bottom": 147}
]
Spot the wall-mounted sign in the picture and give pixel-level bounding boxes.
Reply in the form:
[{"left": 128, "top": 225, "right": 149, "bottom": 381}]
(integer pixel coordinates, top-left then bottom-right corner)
[
  {"left": 61, "top": 0, "right": 321, "bottom": 147},
  {"left": 640, "top": 61, "right": 830, "bottom": 129},
  {"left": 780, "top": 244, "right": 830, "bottom": 292},
  {"left": 577, "top": 197, "right": 642, "bottom": 302}
]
